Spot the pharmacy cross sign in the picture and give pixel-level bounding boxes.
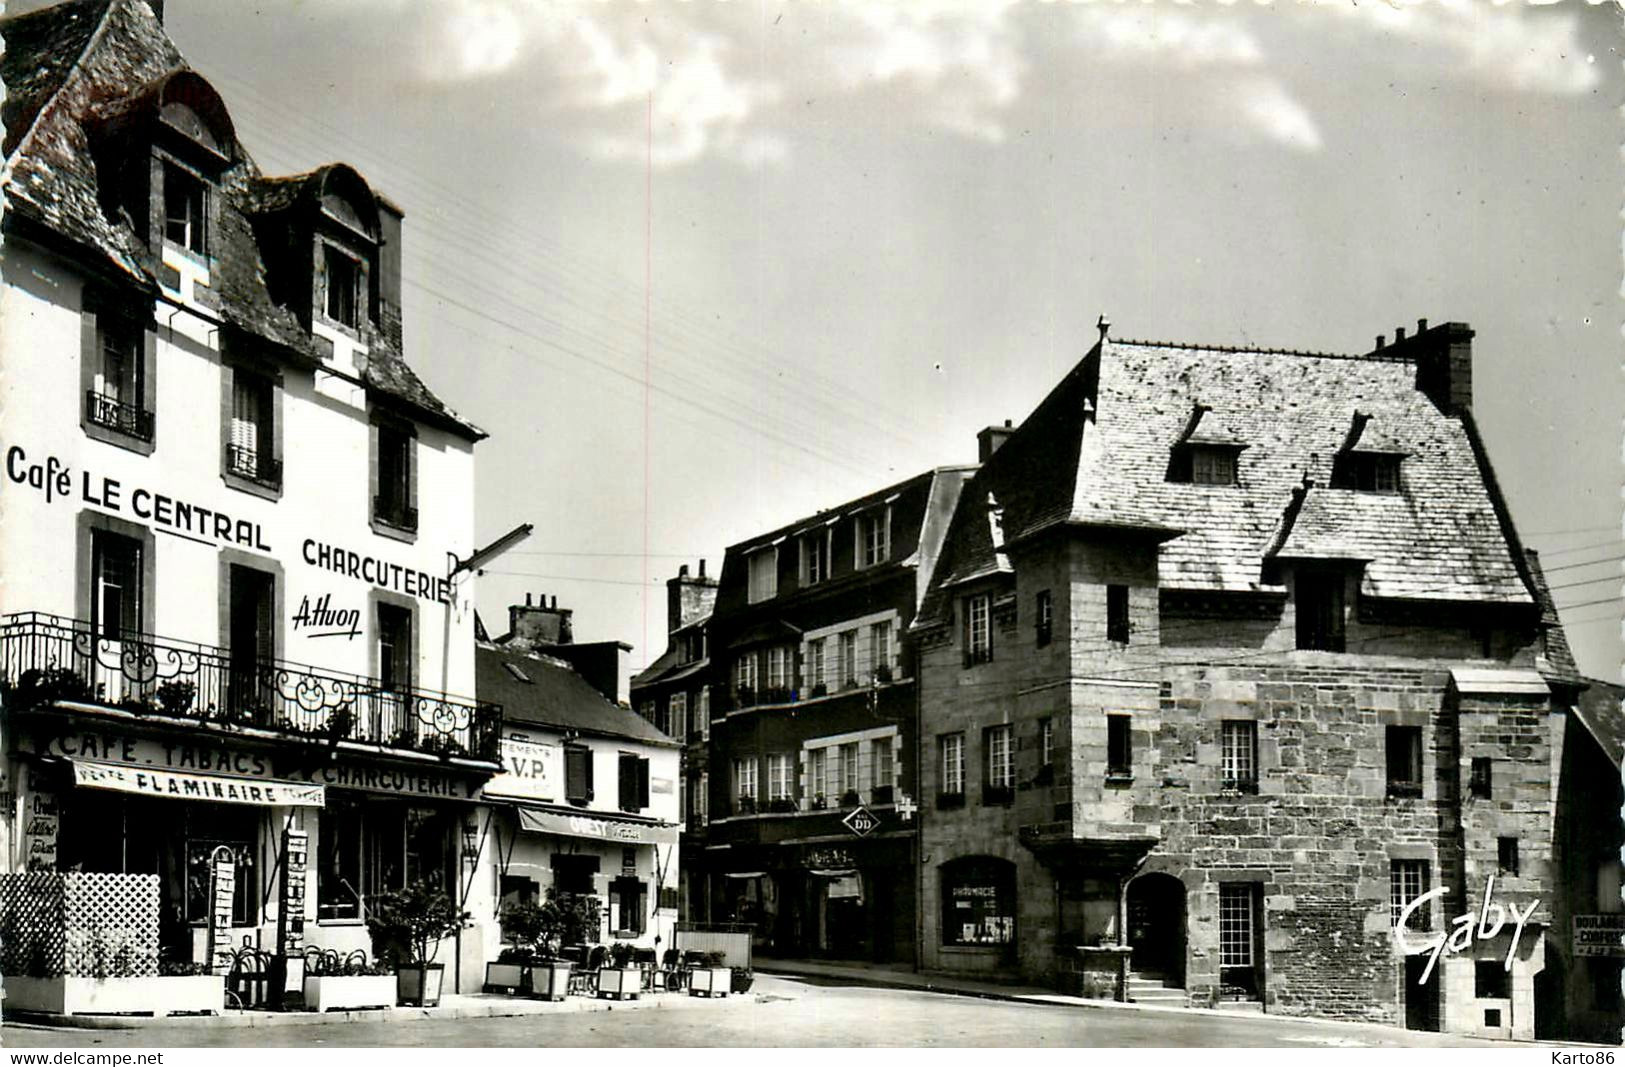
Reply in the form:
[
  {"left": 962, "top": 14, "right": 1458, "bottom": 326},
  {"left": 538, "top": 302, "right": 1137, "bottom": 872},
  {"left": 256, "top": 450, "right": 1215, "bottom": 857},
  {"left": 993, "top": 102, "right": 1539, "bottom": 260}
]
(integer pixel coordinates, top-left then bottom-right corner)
[{"left": 842, "top": 805, "right": 880, "bottom": 837}]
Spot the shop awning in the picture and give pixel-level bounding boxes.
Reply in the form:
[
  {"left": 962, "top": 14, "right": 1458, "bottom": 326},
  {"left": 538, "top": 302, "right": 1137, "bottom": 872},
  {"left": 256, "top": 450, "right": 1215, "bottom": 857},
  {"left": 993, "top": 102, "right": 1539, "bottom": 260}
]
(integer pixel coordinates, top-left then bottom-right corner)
[
  {"left": 70, "top": 759, "right": 326, "bottom": 807},
  {"left": 514, "top": 805, "right": 678, "bottom": 845},
  {"left": 722, "top": 871, "right": 767, "bottom": 879}
]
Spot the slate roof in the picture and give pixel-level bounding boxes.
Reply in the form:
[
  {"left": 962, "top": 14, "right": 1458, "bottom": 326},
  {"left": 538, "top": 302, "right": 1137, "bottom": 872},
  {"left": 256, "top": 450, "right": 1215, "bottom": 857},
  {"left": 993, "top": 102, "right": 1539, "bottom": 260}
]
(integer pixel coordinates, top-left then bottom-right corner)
[
  {"left": 1, "top": 0, "right": 482, "bottom": 439},
  {"left": 1525, "top": 548, "right": 1583, "bottom": 687},
  {"left": 476, "top": 644, "right": 676, "bottom": 747},
  {"left": 918, "top": 335, "right": 1537, "bottom": 629},
  {"left": 1576, "top": 679, "right": 1625, "bottom": 766}
]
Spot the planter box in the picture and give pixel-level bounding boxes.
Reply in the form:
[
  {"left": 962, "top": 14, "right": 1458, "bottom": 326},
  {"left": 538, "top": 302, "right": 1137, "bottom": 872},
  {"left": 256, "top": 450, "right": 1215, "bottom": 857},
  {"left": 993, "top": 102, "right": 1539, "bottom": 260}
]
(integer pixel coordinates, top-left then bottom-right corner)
[
  {"left": 529, "top": 961, "right": 572, "bottom": 1002},
  {"left": 596, "top": 965, "right": 641, "bottom": 1000},
  {"left": 483, "top": 962, "right": 528, "bottom": 995},
  {"left": 3, "top": 975, "right": 223, "bottom": 1017},
  {"left": 688, "top": 966, "right": 732, "bottom": 998},
  {"left": 396, "top": 963, "right": 445, "bottom": 1007},
  {"left": 303, "top": 975, "right": 396, "bottom": 1012}
]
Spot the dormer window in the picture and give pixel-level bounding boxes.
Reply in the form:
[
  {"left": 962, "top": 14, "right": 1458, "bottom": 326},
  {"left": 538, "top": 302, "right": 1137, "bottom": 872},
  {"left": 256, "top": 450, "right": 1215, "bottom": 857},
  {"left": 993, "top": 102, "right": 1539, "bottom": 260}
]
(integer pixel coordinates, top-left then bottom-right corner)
[
  {"left": 162, "top": 162, "right": 208, "bottom": 255},
  {"left": 1337, "top": 452, "right": 1402, "bottom": 493},
  {"left": 1190, "top": 446, "right": 1238, "bottom": 486},
  {"left": 858, "top": 507, "right": 891, "bottom": 568},
  {"left": 324, "top": 245, "right": 361, "bottom": 328}
]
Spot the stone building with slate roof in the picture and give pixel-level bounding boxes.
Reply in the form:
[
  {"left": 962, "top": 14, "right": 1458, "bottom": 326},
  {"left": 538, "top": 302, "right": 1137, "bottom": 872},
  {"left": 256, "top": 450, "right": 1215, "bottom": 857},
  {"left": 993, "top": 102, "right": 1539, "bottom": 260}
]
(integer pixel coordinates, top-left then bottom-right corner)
[
  {"left": 0, "top": 0, "right": 504, "bottom": 1001},
  {"left": 910, "top": 319, "right": 1614, "bottom": 1041}
]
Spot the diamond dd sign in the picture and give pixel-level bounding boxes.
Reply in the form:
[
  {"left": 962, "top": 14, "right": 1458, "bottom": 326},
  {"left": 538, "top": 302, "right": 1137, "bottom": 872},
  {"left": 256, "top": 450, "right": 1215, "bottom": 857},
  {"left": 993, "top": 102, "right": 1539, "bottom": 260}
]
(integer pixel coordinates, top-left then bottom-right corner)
[{"left": 842, "top": 805, "right": 880, "bottom": 837}]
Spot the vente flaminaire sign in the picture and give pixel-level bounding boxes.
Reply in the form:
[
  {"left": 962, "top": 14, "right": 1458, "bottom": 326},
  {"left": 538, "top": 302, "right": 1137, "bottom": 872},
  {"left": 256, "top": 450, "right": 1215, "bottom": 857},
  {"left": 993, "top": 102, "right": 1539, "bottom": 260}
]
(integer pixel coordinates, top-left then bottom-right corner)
[
  {"left": 1395, "top": 874, "right": 1540, "bottom": 984},
  {"left": 5, "top": 444, "right": 451, "bottom": 604}
]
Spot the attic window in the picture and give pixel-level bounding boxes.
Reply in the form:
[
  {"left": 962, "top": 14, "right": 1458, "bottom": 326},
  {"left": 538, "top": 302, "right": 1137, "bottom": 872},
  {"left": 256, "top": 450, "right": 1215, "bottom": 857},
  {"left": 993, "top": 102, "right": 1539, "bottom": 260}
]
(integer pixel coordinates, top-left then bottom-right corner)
[
  {"left": 324, "top": 245, "right": 362, "bottom": 328},
  {"left": 162, "top": 163, "right": 207, "bottom": 255},
  {"left": 502, "top": 661, "right": 532, "bottom": 684},
  {"left": 1338, "top": 452, "right": 1401, "bottom": 493},
  {"left": 1190, "top": 447, "right": 1238, "bottom": 486}
]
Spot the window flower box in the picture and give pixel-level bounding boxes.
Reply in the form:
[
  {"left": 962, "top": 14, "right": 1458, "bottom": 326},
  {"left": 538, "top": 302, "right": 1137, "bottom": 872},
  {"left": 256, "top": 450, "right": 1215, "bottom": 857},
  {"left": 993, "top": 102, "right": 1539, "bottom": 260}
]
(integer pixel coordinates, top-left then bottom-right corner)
[
  {"left": 2, "top": 975, "right": 223, "bottom": 1017},
  {"left": 840, "top": 790, "right": 861, "bottom": 808},
  {"left": 304, "top": 974, "right": 396, "bottom": 1012},
  {"left": 870, "top": 785, "right": 894, "bottom": 805}
]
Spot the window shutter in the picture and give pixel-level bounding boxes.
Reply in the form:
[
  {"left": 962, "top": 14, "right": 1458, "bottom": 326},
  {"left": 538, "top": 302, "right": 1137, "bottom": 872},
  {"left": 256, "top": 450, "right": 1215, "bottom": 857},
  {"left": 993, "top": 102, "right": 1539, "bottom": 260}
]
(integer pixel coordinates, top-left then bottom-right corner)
[
  {"left": 618, "top": 754, "right": 634, "bottom": 809},
  {"left": 638, "top": 758, "right": 650, "bottom": 809}
]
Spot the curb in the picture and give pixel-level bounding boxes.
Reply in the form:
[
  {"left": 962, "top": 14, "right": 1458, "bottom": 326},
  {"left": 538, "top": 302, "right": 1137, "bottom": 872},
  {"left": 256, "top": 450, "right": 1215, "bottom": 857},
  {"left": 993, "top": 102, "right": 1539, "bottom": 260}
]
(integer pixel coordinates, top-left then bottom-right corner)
[{"left": 2, "top": 990, "right": 761, "bottom": 1031}]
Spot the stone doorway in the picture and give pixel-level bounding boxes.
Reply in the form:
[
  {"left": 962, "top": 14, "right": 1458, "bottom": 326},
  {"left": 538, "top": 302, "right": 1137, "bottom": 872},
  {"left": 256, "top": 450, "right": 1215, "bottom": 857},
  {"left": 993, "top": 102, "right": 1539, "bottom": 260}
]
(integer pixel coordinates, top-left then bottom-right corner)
[{"left": 1126, "top": 872, "right": 1187, "bottom": 987}]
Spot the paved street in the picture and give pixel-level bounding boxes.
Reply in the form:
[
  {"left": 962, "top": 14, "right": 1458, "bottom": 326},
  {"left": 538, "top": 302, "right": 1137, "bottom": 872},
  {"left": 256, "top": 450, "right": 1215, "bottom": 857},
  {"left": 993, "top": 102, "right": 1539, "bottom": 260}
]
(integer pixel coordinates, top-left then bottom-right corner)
[{"left": 1, "top": 975, "right": 1508, "bottom": 1048}]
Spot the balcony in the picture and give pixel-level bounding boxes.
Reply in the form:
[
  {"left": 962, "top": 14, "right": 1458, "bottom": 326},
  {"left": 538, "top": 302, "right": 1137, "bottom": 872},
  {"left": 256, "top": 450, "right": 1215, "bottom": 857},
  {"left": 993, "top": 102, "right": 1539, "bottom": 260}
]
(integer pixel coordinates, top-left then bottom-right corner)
[
  {"left": 225, "top": 443, "right": 283, "bottom": 489},
  {"left": 373, "top": 495, "right": 418, "bottom": 534},
  {"left": 0, "top": 612, "right": 500, "bottom": 763},
  {"left": 85, "top": 390, "right": 154, "bottom": 441}
]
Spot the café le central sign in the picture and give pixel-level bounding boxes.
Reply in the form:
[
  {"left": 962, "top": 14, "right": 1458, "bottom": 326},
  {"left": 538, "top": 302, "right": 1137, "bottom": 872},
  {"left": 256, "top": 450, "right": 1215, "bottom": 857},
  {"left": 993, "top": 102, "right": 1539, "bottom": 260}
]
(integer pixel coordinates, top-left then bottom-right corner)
[{"left": 28, "top": 728, "right": 474, "bottom": 801}]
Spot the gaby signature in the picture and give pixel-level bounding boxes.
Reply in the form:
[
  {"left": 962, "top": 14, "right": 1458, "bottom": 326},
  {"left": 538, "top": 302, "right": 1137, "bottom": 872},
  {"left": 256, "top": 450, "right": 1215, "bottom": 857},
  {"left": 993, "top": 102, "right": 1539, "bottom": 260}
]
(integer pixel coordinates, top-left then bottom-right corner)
[{"left": 1394, "top": 874, "right": 1539, "bottom": 984}]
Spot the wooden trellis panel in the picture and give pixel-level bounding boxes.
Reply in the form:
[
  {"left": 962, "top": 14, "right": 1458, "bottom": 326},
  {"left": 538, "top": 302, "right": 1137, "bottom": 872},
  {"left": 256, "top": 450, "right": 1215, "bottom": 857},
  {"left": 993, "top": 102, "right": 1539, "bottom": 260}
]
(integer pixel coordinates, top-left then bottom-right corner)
[{"left": 0, "top": 873, "right": 159, "bottom": 977}]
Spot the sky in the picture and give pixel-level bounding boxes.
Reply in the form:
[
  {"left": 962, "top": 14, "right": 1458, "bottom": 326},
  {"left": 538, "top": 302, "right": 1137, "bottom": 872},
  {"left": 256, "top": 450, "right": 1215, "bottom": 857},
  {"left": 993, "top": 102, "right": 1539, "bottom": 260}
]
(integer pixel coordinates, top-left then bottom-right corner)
[{"left": 68, "top": 0, "right": 1625, "bottom": 680}]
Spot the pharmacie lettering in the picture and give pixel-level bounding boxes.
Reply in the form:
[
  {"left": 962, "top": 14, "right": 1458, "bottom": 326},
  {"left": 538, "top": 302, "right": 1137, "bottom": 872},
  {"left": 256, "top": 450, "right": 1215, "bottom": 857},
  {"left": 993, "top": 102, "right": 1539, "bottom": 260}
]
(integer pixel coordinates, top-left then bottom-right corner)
[
  {"left": 310, "top": 763, "right": 462, "bottom": 797},
  {"left": 302, "top": 538, "right": 451, "bottom": 605},
  {"left": 1395, "top": 874, "right": 1540, "bottom": 985}
]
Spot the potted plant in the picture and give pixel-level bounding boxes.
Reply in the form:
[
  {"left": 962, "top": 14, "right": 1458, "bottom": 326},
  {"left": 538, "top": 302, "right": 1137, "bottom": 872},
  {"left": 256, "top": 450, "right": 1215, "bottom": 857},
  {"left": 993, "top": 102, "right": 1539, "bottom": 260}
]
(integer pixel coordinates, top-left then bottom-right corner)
[
  {"left": 365, "top": 880, "right": 470, "bottom": 1008},
  {"left": 688, "top": 950, "right": 732, "bottom": 998},
  {"left": 302, "top": 949, "right": 395, "bottom": 1012},
  {"left": 840, "top": 789, "right": 861, "bottom": 808},
  {"left": 596, "top": 941, "right": 642, "bottom": 1000},
  {"left": 491, "top": 897, "right": 573, "bottom": 1000},
  {"left": 156, "top": 679, "right": 196, "bottom": 715}
]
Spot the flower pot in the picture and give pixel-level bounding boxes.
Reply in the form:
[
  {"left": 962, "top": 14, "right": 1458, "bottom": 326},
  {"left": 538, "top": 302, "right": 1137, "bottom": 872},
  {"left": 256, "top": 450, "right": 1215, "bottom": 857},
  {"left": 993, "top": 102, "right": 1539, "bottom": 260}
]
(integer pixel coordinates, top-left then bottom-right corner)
[
  {"left": 303, "top": 974, "right": 396, "bottom": 1012},
  {"left": 396, "top": 962, "right": 444, "bottom": 1007},
  {"left": 688, "top": 966, "right": 732, "bottom": 998},
  {"left": 483, "top": 961, "right": 529, "bottom": 995},
  {"left": 596, "top": 965, "right": 641, "bottom": 1000},
  {"left": 529, "top": 960, "right": 572, "bottom": 1001}
]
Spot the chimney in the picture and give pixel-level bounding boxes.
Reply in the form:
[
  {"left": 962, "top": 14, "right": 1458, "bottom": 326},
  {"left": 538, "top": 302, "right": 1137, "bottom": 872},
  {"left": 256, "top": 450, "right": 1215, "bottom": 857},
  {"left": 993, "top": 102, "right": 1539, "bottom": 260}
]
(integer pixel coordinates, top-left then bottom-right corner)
[
  {"left": 375, "top": 195, "right": 405, "bottom": 349},
  {"left": 1411, "top": 321, "right": 1475, "bottom": 415},
  {"left": 1395, "top": 326, "right": 1407, "bottom": 343},
  {"left": 667, "top": 561, "right": 718, "bottom": 634},
  {"left": 977, "top": 419, "right": 1014, "bottom": 463},
  {"left": 507, "top": 595, "right": 573, "bottom": 649},
  {"left": 1096, "top": 314, "right": 1111, "bottom": 344},
  {"left": 1376, "top": 334, "right": 1385, "bottom": 350}
]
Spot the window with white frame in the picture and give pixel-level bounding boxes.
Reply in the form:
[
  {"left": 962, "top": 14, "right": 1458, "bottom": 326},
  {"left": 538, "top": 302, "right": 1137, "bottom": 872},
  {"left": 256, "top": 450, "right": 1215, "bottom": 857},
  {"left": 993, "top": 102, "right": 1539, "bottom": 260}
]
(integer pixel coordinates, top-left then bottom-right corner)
[
  {"left": 940, "top": 733, "right": 966, "bottom": 796},
  {"left": 869, "top": 620, "right": 893, "bottom": 681},
  {"left": 1390, "top": 859, "right": 1431, "bottom": 928},
  {"left": 669, "top": 692, "right": 687, "bottom": 741},
  {"left": 839, "top": 631, "right": 858, "bottom": 687},
  {"left": 839, "top": 743, "right": 859, "bottom": 796},
  {"left": 858, "top": 508, "right": 891, "bottom": 568},
  {"left": 733, "top": 757, "right": 757, "bottom": 802},
  {"left": 806, "top": 638, "right": 827, "bottom": 693},
  {"left": 809, "top": 748, "right": 829, "bottom": 804},
  {"left": 734, "top": 653, "right": 758, "bottom": 701},
  {"left": 766, "top": 645, "right": 792, "bottom": 697},
  {"left": 1218, "top": 883, "right": 1256, "bottom": 968},
  {"left": 1040, "top": 717, "right": 1054, "bottom": 769},
  {"left": 697, "top": 771, "right": 708, "bottom": 820},
  {"left": 698, "top": 688, "right": 710, "bottom": 739},
  {"left": 747, "top": 548, "right": 778, "bottom": 603},
  {"left": 767, "top": 753, "right": 793, "bottom": 801},
  {"left": 1221, "top": 720, "right": 1257, "bottom": 791},
  {"left": 985, "top": 724, "right": 1015, "bottom": 792},
  {"left": 871, "top": 739, "right": 894, "bottom": 797},
  {"left": 965, "top": 594, "right": 992, "bottom": 665},
  {"left": 637, "top": 700, "right": 657, "bottom": 731},
  {"left": 802, "top": 531, "right": 830, "bottom": 586}
]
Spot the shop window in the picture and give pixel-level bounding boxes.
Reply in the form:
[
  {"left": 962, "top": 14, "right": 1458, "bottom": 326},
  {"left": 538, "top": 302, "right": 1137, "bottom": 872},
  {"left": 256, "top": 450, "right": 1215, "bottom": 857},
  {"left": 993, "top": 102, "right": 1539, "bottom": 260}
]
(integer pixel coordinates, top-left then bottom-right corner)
[
  {"left": 1497, "top": 837, "right": 1520, "bottom": 876},
  {"left": 551, "top": 853, "right": 599, "bottom": 896},
  {"left": 1469, "top": 757, "right": 1492, "bottom": 799},
  {"left": 373, "top": 420, "right": 417, "bottom": 534},
  {"left": 618, "top": 752, "right": 651, "bottom": 813},
  {"left": 940, "top": 856, "right": 1015, "bottom": 946},
  {"left": 91, "top": 529, "right": 144, "bottom": 638},
  {"left": 1107, "top": 715, "right": 1132, "bottom": 779},
  {"left": 404, "top": 807, "right": 454, "bottom": 889},
  {"left": 1295, "top": 571, "right": 1345, "bottom": 652},
  {"left": 964, "top": 594, "right": 992, "bottom": 666},
  {"left": 1035, "top": 589, "right": 1053, "bottom": 648},
  {"left": 1107, "top": 584, "right": 1130, "bottom": 645},
  {"left": 609, "top": 876, "right": 647, "bottom": 935},
  {"left": 565, "top": 745, "right": 595, "bottom": 806},
  {"left": 1386, "top": 726, "right": 1423, "bottom": 797},
  {"left": 500, "top": 875, "right": 541, "bottom": 913},
  {"left": 1391, "top": 859, "right": 1431, "bottom": 928},
  {"left": 1475, "top": 961, "right": 1510, "bottom": 1000},
  {"left": 318, "top": 804, "right": 363, "bottom": 921},
  {"left": 163, "top": 161, "right": 208, "bottom": 256},
  {"left": 1221, "top": 720, "right": 1257, "bottom": 793},
  {"left": 184, "top": 804, "right": 258, "bottom": 926},
  {"left": 363, "top": 805, "right": 407, "bottom": 896}
]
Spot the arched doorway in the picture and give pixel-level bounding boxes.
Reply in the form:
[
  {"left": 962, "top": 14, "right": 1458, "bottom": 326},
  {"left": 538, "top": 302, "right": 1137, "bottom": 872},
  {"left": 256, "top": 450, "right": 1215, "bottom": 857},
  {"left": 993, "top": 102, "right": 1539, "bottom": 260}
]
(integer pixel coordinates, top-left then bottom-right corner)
[{"left": 1126, "top": 873, "right": 1187, "bottom": 986}]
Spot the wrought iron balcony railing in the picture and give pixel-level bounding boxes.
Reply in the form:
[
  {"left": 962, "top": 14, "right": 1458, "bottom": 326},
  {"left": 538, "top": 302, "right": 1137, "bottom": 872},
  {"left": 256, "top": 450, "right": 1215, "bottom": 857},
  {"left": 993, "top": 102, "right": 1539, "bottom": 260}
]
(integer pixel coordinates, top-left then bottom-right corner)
[
  {"left": 372, "top": 495, "right": 418, "bottom": 533},
  {"left": 85, "top": 390, "right": 155, "bottom": 441},
  {"left": 225, "top": 444, "right": 283, "bottom": 489},
  {"left": 0, "top": 612, "right": 501, "bottom": 763}
]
